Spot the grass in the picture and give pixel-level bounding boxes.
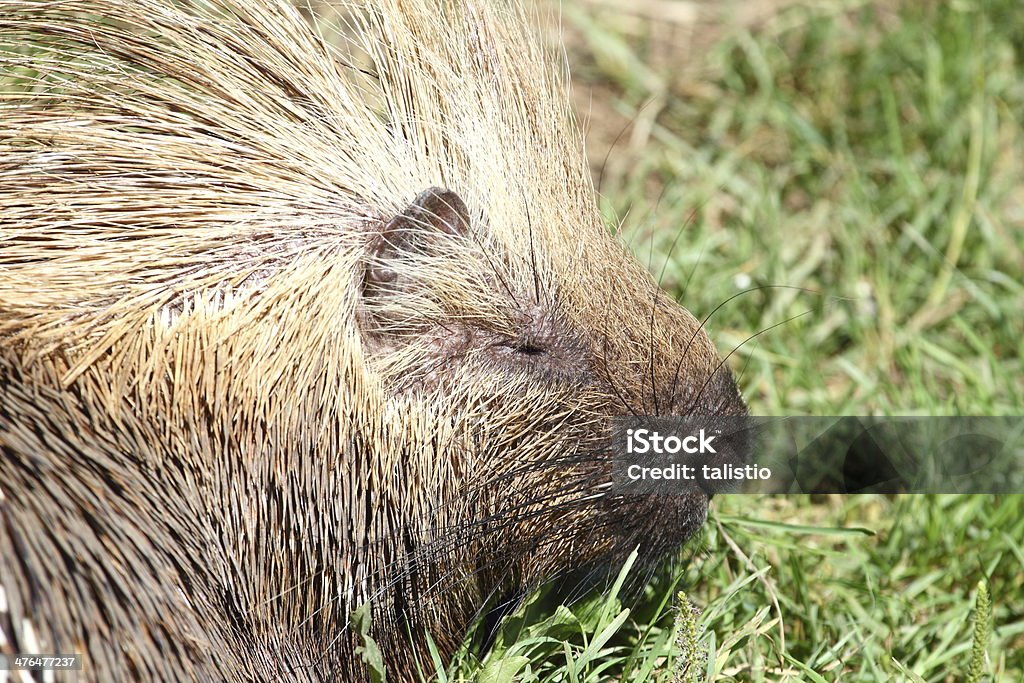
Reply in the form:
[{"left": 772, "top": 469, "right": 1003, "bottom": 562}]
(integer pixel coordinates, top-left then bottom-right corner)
[
  {"left": 438, "top": 0, "right": 1024, "bottom": 680},
  {"left": 578, "top": 0, "right": 1023, "bottom": 416},
  {"left": 442, "top": 496, "right": 1023, "bottom": 681}
]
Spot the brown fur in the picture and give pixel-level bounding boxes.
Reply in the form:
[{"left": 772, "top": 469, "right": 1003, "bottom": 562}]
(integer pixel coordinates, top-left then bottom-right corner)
[{"left": 0, "top": 0, "right": 745, "bottom": 679}]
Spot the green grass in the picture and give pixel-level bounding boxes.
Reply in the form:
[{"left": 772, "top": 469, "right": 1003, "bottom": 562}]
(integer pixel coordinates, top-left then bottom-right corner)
[
  {"left": 440, "top": 496, "right": 1023, "bottom": 681},
  {"left": 439, "top": 0, "right": 1024, "bottom": 680},
  {"left": 588, "top": 0, "right": 1023, "bottom": 416}
]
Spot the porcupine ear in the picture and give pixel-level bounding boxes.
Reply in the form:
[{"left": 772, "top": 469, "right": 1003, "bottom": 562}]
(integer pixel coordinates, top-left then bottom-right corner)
[{"left": 365, "top": 187, "right": 471, "bottom": 287}]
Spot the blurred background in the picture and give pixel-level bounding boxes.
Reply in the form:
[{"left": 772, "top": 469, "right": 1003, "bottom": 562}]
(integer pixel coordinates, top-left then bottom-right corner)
[{"left": 551, "top": 0, "right": 1022, "bottom": 417}]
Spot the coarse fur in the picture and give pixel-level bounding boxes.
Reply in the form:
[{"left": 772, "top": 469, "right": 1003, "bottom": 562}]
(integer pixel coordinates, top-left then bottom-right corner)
[{"left": 0, "top": 0, "right": 746, "bottom": 680}]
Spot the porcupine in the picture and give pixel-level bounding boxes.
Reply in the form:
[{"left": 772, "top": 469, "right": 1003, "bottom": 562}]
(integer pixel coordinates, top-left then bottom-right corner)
[{"left": 0, "top": 0, "right": 747, "bottom": 679}]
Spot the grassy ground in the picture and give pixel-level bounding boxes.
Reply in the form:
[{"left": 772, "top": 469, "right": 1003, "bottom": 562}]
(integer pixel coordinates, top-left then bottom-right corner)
[{"left": 443, "top": 0, "right": 1024, "bottom": 680}]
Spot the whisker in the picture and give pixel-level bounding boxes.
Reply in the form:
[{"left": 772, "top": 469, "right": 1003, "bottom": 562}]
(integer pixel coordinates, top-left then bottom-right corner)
[{"left": 691, "top": 309, "right": 814, "bottom": 411}]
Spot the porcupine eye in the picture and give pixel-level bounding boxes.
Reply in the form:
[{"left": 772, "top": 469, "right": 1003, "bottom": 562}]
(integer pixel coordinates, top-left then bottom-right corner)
[
  {"left": 514, "top": 342, "right": 545, "bottom": 356},
  {"left": 496, "top": 336, "right": 548, "bottom": 358},
  {"left": 499, "top": 314, "right": 559, "bottom": 358},
  {"left": 493, "top": 309, "right": 590, "bottom": 381}
]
